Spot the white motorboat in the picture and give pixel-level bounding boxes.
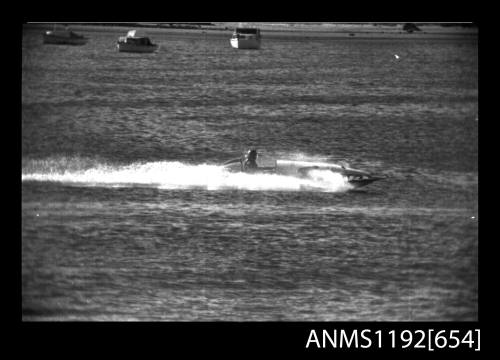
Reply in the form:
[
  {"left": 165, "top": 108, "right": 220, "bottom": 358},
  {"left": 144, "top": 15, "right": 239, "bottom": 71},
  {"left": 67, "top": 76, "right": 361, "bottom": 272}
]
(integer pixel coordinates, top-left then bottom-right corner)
[
  {"left": 230, "top": 28, "right": 261, "bottom": 49},
  {"left": 117, "top": 30, "right": 159, "bottom": 53}
]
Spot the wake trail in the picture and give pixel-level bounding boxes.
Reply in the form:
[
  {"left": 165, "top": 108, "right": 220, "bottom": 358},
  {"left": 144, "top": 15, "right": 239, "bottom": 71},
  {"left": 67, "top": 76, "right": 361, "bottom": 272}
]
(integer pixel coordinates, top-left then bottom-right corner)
[{"left": 21, "top": 157, "right": 353, "bottom": 192}]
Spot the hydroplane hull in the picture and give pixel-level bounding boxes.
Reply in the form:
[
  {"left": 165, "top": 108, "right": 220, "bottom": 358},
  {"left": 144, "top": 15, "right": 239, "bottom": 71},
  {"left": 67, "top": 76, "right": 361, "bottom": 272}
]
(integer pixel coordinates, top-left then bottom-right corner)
[{"left": 222, "top": 158, "right": 384, "bottom": 188}]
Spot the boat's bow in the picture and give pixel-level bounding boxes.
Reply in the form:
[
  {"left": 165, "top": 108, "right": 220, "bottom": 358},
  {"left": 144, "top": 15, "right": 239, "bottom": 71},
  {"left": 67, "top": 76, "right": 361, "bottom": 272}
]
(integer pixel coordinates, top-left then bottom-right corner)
[
  {"left": 346, "top": 175, "right": 386, "bottom": 188},
  {"left": 275, "top": 159, "right": 385, "bottom": 188},
  {"left": 340, "top": 167, "right": 386, "bottom": 188}
]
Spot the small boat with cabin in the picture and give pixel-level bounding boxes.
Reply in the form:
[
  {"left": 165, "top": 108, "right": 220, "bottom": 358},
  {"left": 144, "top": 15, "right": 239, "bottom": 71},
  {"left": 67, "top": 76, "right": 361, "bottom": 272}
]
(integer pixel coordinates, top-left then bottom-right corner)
[
  {"left": 117, "top": 30, "right": 159, "bottom": 53},
  {"left": 43, "top": 25, "right": 88, "bottom": 45},
  {"left": 230, "top": 27, "right": 261, "bottom": 49}
]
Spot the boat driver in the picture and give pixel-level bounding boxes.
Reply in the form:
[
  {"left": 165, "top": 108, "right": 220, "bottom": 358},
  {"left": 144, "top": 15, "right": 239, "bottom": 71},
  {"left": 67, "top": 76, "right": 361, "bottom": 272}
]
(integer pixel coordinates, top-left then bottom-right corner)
[{"left": 243, "top": 149, "right": 259, "bottom": 171}]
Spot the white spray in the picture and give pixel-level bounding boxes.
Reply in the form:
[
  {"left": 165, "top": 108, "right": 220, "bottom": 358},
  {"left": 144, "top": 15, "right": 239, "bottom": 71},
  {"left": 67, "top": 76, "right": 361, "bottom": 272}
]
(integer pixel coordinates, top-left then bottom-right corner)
[{"left": 22, "top": 159, "right": 352, "bottom": 193}]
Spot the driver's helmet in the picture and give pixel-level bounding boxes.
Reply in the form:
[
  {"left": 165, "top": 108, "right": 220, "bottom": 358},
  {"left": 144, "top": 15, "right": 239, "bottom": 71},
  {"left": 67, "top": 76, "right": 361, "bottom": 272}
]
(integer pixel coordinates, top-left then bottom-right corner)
[{"left": 246, "top": 149, "right": 258, "bottom": 161}]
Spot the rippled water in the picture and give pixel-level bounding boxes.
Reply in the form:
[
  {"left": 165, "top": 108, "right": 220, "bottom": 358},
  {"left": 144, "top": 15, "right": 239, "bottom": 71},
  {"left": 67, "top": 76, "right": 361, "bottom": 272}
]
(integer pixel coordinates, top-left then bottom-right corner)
[{"left": 22, "top": 25, "right": 478, "bottom": 321}]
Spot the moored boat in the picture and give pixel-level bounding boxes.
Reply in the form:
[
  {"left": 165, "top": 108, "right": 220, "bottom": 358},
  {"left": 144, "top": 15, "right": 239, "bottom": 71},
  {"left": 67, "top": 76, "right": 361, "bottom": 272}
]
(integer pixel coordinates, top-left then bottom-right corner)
[
  {"left": 117, "top": 30, "right": 159, "bottom": 53},
  {"left": 43, "top": 25, "right": 88, "bottom": 45},
  {"left": 230, "top": 27, "right": 261, "bottom": 49}
]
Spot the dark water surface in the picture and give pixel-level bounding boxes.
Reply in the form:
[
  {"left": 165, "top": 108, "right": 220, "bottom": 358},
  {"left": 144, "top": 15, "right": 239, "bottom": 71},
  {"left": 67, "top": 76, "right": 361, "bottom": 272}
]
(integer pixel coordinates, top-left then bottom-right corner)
[{"left": 22, "top": 26, "right": 478, "bottom": 321}]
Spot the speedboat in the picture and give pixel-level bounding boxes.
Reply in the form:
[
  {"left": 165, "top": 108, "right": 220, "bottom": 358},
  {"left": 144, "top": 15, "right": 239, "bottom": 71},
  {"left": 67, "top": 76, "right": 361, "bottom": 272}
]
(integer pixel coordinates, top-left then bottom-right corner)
[
  {"left": 43, "top": 25, "right": 88, "bottom": 45},
  {"left": 117, "top": 30, "right": 159, "bottom": 53},
  {"left": 223, "top": 155, "right": 385, "bottom": 188},
  {"left": 230, "top": 27, "right": 261, "bottom": 49}
]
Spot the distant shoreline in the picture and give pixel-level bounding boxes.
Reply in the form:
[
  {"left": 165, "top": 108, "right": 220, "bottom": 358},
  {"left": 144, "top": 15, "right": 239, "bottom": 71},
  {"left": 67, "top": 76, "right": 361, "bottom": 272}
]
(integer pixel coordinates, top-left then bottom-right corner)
[{"left": 24, "top": 22, "right": 477, "bottom": 40}]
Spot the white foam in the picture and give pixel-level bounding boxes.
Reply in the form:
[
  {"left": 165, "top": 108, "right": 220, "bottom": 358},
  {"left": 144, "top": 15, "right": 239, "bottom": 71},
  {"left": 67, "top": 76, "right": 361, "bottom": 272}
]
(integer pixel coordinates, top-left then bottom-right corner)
[{"left": 22, "top": 160, "right": 352, "bottom": 192}]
